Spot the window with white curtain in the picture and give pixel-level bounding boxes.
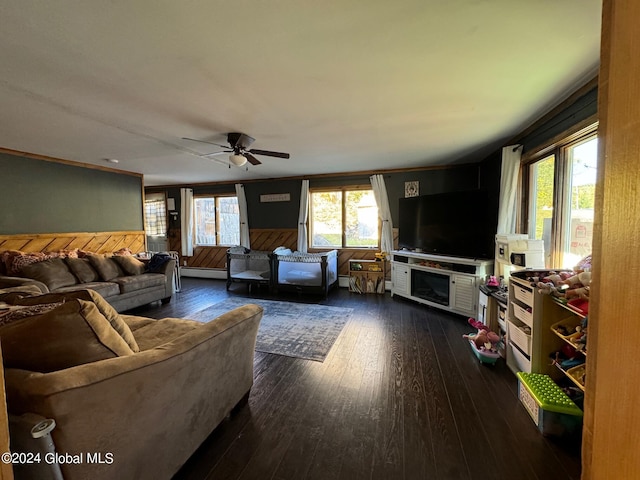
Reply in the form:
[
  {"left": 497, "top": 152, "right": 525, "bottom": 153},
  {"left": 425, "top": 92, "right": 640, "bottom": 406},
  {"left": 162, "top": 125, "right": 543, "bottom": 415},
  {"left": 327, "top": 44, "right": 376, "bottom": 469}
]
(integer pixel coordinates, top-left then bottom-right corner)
[
  {"left": 194, "top": 195, "right": 239, "bottom": 246},
  {"left": 144, "top": 193, "right": 167, "bottom": 237}
]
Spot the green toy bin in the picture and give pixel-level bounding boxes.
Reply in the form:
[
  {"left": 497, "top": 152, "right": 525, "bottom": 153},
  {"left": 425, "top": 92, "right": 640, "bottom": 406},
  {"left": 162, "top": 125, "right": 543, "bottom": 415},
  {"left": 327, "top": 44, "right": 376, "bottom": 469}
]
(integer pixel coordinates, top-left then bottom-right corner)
[{"left": 516, "top": 372, "right": 583, "bottom": 437}]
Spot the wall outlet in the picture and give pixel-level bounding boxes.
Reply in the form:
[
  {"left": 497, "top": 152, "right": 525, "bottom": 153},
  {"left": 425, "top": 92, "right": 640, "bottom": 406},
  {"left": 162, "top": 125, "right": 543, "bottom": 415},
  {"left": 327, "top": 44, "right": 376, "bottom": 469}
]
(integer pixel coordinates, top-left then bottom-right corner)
[{"left": 183, "top": 260, "right": 187, "bottom": 266}]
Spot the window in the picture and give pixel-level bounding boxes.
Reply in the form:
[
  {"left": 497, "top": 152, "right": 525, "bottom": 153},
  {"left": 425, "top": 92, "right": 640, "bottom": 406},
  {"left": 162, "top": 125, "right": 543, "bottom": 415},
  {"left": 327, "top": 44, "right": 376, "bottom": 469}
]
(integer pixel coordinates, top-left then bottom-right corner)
[
  {"left": 528, "top": 154, "right": 555, "bottom": 266},
  {"left": 144, "top": 193, "right": 167, "bottom": 237},
  {"left": 310, "top": 188, "right": 379, "bottom": 248},
  {"left": 194, "top": 196, "right": 239, "bottom": 246},
  {"left": 523, "top": 128, "right": 598, "bottom": 268}
]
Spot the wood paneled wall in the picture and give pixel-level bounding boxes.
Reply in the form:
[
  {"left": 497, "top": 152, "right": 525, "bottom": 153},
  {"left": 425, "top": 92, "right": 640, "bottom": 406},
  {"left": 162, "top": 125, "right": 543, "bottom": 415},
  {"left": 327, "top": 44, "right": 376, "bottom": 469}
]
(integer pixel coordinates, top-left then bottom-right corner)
[{"left": 0, "top": 231, "right": 146, "bottom": 255}]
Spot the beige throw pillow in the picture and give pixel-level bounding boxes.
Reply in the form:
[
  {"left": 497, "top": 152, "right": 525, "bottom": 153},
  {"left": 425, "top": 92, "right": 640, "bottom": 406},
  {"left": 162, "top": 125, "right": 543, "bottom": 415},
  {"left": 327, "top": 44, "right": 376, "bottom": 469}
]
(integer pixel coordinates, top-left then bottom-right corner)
[
  {"left": 13, "top": 290, "right": 140, "bottom": 352},
  {"left": 112, "top": 255, "right": 146, "bottom": 276},
  {"left": 0, "top": 299, "right": 134, "bottom": 373}
]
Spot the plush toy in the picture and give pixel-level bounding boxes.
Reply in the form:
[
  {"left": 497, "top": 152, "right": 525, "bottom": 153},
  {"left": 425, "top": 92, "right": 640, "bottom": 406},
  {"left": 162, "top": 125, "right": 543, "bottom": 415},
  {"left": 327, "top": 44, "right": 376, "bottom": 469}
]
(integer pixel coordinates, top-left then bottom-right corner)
[
  {"left": 464, "top": 318, "right": 501, "bottom": 352},
  {"left": 467, "top": 317, "right": 488, "bottom": 331},
  {"left": 536, "top": 274, "right": 565, "bottom": 297},
  {"left": 562, "top": 271, "right": 591, "bottom": 288},
  {"left": 561, "top": 271, "right": 592, "bottom": 299},
  {"left": 536, "top": 270, "right": 588, "bottom": 298}
]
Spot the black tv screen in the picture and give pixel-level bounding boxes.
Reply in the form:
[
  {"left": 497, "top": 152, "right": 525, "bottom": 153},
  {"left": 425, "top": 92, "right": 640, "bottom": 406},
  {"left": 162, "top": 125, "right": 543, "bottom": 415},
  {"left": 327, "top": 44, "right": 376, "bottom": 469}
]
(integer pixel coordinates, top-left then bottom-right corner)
[{"left": 398, "top": 190, "right": 494, "bottom": 259}]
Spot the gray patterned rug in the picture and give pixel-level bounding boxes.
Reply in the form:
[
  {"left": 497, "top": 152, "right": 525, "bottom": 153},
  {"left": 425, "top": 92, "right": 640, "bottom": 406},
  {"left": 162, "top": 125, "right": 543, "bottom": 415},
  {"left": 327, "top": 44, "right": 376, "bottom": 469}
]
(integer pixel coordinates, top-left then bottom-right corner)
[{"left": 191, "top": 298, "right": 353, "bottom": 362}]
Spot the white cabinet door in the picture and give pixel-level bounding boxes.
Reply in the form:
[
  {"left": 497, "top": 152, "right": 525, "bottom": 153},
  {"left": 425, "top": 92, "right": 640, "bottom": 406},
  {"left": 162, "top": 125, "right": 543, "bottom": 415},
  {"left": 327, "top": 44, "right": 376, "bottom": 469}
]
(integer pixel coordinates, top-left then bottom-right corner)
[
  {"left": 451, "top": 274, "right": 476, "bottom": 316},
  {"left": 391, "top": 263, "right": 410, "bottom": 297}
]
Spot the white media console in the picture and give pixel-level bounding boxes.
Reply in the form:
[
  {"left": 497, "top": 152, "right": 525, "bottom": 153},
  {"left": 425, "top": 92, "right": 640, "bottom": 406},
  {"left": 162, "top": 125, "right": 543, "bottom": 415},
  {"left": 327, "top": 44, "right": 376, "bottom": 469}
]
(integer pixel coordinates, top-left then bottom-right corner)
[{"left": 390, "top": 250, "right": 493, "bottom": 318}]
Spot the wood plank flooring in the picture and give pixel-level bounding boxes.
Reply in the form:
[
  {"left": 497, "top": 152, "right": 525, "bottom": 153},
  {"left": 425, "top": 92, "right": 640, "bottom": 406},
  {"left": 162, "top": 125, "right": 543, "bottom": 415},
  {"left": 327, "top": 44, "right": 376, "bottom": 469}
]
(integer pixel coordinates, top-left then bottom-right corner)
[{"left": 128, "top": 278, "right": 582, "bottom": 480}]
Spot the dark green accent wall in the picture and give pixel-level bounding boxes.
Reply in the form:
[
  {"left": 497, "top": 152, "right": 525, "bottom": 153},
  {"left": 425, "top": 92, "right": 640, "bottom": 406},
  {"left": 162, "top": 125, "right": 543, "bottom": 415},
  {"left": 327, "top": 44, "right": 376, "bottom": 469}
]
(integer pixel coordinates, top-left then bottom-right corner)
[
  {"left": 154, "top": 165, "right": 482, "bottom": 230},
  {"left": 0, "top": 153, "right": 143, "bottom": 234}
]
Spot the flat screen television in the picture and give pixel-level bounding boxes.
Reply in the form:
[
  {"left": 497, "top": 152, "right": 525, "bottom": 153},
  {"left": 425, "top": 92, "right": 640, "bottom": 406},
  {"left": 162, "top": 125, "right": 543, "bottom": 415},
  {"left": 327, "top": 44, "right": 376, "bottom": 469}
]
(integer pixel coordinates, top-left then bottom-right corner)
[{"left": 398, "top": 190, "right": 494, "bottom": 260}]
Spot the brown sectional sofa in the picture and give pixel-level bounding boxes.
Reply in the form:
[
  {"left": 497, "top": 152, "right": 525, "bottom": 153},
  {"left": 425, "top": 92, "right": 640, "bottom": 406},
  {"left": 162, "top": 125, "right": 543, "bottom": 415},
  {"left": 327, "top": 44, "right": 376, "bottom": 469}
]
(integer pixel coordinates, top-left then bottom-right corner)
[
  {"left": 0, "top": 288, "right": 263, "bottom": 480},
  {"left": 0, "top": 250, "right": 175, "bottom": 312}
]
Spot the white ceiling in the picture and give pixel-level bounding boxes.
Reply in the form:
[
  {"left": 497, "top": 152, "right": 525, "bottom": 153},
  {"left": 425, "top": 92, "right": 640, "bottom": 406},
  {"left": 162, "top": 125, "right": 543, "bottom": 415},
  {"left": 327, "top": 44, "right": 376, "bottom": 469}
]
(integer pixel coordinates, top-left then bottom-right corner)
[{"left": 0, "top": 1, "right": 602, "bottom": 186}]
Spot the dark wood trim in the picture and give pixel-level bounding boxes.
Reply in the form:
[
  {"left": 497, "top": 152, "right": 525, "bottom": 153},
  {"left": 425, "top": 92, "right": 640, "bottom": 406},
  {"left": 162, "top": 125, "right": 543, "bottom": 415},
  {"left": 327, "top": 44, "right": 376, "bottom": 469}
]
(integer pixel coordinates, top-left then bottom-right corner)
[
  {"left": 0, "top": 147, "right": 143, "bottom": 178},
  {"left": 147, "top": 162, "right": 479, "bottom": 189}
]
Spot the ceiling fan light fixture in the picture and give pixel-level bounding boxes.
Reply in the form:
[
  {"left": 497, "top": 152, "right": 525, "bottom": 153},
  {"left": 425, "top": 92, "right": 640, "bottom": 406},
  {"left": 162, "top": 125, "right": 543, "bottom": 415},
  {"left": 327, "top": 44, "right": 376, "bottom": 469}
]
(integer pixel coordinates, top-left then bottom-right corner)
[{"left": 229, "top": 153, "right": 247, "bottom": 166}]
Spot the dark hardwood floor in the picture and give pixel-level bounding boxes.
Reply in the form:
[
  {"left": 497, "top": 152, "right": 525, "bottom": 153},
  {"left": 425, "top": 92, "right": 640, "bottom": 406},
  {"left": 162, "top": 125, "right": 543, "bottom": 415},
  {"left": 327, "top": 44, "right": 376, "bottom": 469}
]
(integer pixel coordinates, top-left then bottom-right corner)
[{"left": 129, "top": 278, "right": 582, "bottom": 480}]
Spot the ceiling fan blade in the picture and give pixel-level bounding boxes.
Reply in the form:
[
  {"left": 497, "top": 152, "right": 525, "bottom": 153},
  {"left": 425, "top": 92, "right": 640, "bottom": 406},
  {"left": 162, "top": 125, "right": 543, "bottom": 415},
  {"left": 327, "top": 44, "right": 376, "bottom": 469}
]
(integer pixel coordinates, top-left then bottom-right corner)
[
  {"left": 182, "top": 137, "right": 230, "bottom": 149},
  {"left": 248, "top": 149, "right": 290, "bottom": 159},
  {"left": 244, "top": 152, "right": 262, "bottom": 165},
  {"left": 202, "top": 151, "right": 231, "bottom": 157}
]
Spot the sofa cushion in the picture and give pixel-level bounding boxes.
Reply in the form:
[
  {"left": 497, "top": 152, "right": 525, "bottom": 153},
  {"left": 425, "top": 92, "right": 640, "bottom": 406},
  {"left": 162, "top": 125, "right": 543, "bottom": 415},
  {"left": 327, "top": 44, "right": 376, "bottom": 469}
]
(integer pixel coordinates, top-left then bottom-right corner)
[
  {"left": 128, "top": 317, "right": 202, "bottom": 351},
  {"left": 86, "top": 254, "right": 124, "bottom": 281},
  {"left": 52, "top": 281, "right": 121, "bottom": 298},
  {"left": 0, "top": 299, "right": 134, "bottom": 373},
  {"left": 113, "top": 273, "right": 165, "bottom": 294},
  {"left": 65, "top": 257, "right": 100, "bottom": 283},
  {"left": 20, "top": 258, "right": 78, "bottom": 291},
  {"left": 12, "top": 289, "right": 140, "bottom": 352},
  {"left": 120, "top": 314, "right": 157, "bottom": 333},
  {"left": 112, "top": 255, "right": 146, "bottom": 276}
]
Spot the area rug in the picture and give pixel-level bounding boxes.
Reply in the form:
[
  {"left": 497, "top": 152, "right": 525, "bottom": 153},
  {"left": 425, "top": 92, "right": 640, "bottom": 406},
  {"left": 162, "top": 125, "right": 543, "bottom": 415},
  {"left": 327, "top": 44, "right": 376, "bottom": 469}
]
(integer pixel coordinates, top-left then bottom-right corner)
[{"left": 190, "top": 298, "right": 353, "bottom": 362}]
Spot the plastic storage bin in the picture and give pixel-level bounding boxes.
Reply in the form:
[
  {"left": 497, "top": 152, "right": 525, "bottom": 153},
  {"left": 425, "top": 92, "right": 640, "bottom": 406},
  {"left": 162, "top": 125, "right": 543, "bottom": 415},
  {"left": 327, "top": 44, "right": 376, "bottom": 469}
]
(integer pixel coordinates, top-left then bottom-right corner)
[
  {"left": 512, "top": 282, "right": 533, "bottom": 305},
  {"left": 507, "top": 319, "right": 532, "bottom": 355},
  {"left": 516, "top": 372, "right": 583, "bottom": 437},
  {"left": 512, "top": 302, "right": 533, "bottom": 327}
]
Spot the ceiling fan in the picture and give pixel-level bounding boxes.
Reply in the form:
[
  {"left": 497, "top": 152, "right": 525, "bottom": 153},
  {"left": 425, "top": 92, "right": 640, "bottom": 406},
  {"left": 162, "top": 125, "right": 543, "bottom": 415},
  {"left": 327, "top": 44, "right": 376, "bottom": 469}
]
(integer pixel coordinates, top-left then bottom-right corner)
[{"left": 182, "top": 133, "right": 290, "bottom": 167}]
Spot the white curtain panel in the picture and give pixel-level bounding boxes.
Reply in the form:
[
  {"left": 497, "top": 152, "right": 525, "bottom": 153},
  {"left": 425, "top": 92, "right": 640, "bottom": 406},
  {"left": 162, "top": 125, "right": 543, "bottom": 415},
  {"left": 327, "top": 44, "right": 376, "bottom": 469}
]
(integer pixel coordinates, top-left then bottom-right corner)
[
  {"left": 180, "top": 188, "right": 194, "bottom": 257},
  {"left": 370, "top": 174, "right": 394, "bottom": 256},
  {"left": 496, "top": 145, "right": 523, "bottom": 234},
  {"left": 297, "top": 179, "right": 310, "bottom": 253},
  {"left": 235, "top": 183, "right": 250, "bottom": 248}
]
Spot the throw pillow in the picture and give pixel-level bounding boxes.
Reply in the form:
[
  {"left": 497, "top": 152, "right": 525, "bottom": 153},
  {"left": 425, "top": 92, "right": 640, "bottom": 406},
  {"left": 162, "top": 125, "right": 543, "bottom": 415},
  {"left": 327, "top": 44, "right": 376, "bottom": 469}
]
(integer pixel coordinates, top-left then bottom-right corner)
[
  {"left": 9, "top": 252, "right": 47, "bottom": 274},
  {"left": 86, "top": 254, "right": 124, "bottom": 281},
  {"left": 0, "top": 302, "right": 64, "bottom": 328},
  {"left": 20, "top": 258, "right": 78, "bottom": 291},
  {"left": 0, "top": 299, "right": 134, "bottom": 373},
  {"left": 65, "top": 257, "right": 100, "bottom": 283},
  {"left": 112, "top": 255, "right": 146, "bottom": 276},
  {"left": 14, "top": 290, "right": 140, "bottom": 352}
]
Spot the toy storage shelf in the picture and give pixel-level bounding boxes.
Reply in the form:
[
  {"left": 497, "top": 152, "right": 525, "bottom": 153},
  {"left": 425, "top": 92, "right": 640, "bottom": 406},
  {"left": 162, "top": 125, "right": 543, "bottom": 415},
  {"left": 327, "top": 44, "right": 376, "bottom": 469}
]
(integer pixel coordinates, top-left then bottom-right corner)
[
  {"left": 507, "top": 271, "right": 588, "bottom": 397},
  {"left": 506, "top": 275, "right": 566, "bottom": 378},
  {"left": 348, "top": 259, "right": 386, "bottom": 294},
  {"left": 549, "top": 309, "right": 587, "bottom": 391}
]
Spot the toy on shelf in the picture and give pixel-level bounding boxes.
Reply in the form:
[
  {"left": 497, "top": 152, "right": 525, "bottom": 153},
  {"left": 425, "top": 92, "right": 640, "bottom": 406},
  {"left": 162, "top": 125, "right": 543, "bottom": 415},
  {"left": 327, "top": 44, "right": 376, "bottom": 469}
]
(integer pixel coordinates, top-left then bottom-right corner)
[{"left": 464, "top": 317, "right": 502, "bottom": 365}]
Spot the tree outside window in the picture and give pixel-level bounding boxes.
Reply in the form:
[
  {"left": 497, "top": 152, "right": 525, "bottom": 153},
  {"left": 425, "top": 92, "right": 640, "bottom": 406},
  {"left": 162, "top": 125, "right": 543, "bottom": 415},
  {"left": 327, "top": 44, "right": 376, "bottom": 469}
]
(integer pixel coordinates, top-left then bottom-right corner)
[
  {"left": 525, "top": 130, "right": 597, "bottom": 268},
  {"left": 310, "top": 188, "right": 378, "bottom": 248}
]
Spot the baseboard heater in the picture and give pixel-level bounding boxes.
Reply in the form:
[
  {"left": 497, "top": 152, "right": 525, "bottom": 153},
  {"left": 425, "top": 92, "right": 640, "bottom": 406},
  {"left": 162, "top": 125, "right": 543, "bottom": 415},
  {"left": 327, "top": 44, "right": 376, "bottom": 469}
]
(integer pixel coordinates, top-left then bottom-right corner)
[{"left": 179, "top": 267, "right": 226, "bottom": 280}]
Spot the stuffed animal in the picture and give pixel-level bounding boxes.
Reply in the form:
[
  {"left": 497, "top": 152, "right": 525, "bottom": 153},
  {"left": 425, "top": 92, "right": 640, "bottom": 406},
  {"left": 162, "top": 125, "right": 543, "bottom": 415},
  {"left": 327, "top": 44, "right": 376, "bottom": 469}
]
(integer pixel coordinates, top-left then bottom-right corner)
[
  {"left": 562, "top": 271, "right": 592, "bottom": 299},
  {"left": 536, "top": 274, "right": 566, "bottom": 297},
  {"left": 464, "top": 323, "right": 501, "bottom": 352},
  {"left": 468, "top": 317, "right": 488, "bottom": 331}
]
